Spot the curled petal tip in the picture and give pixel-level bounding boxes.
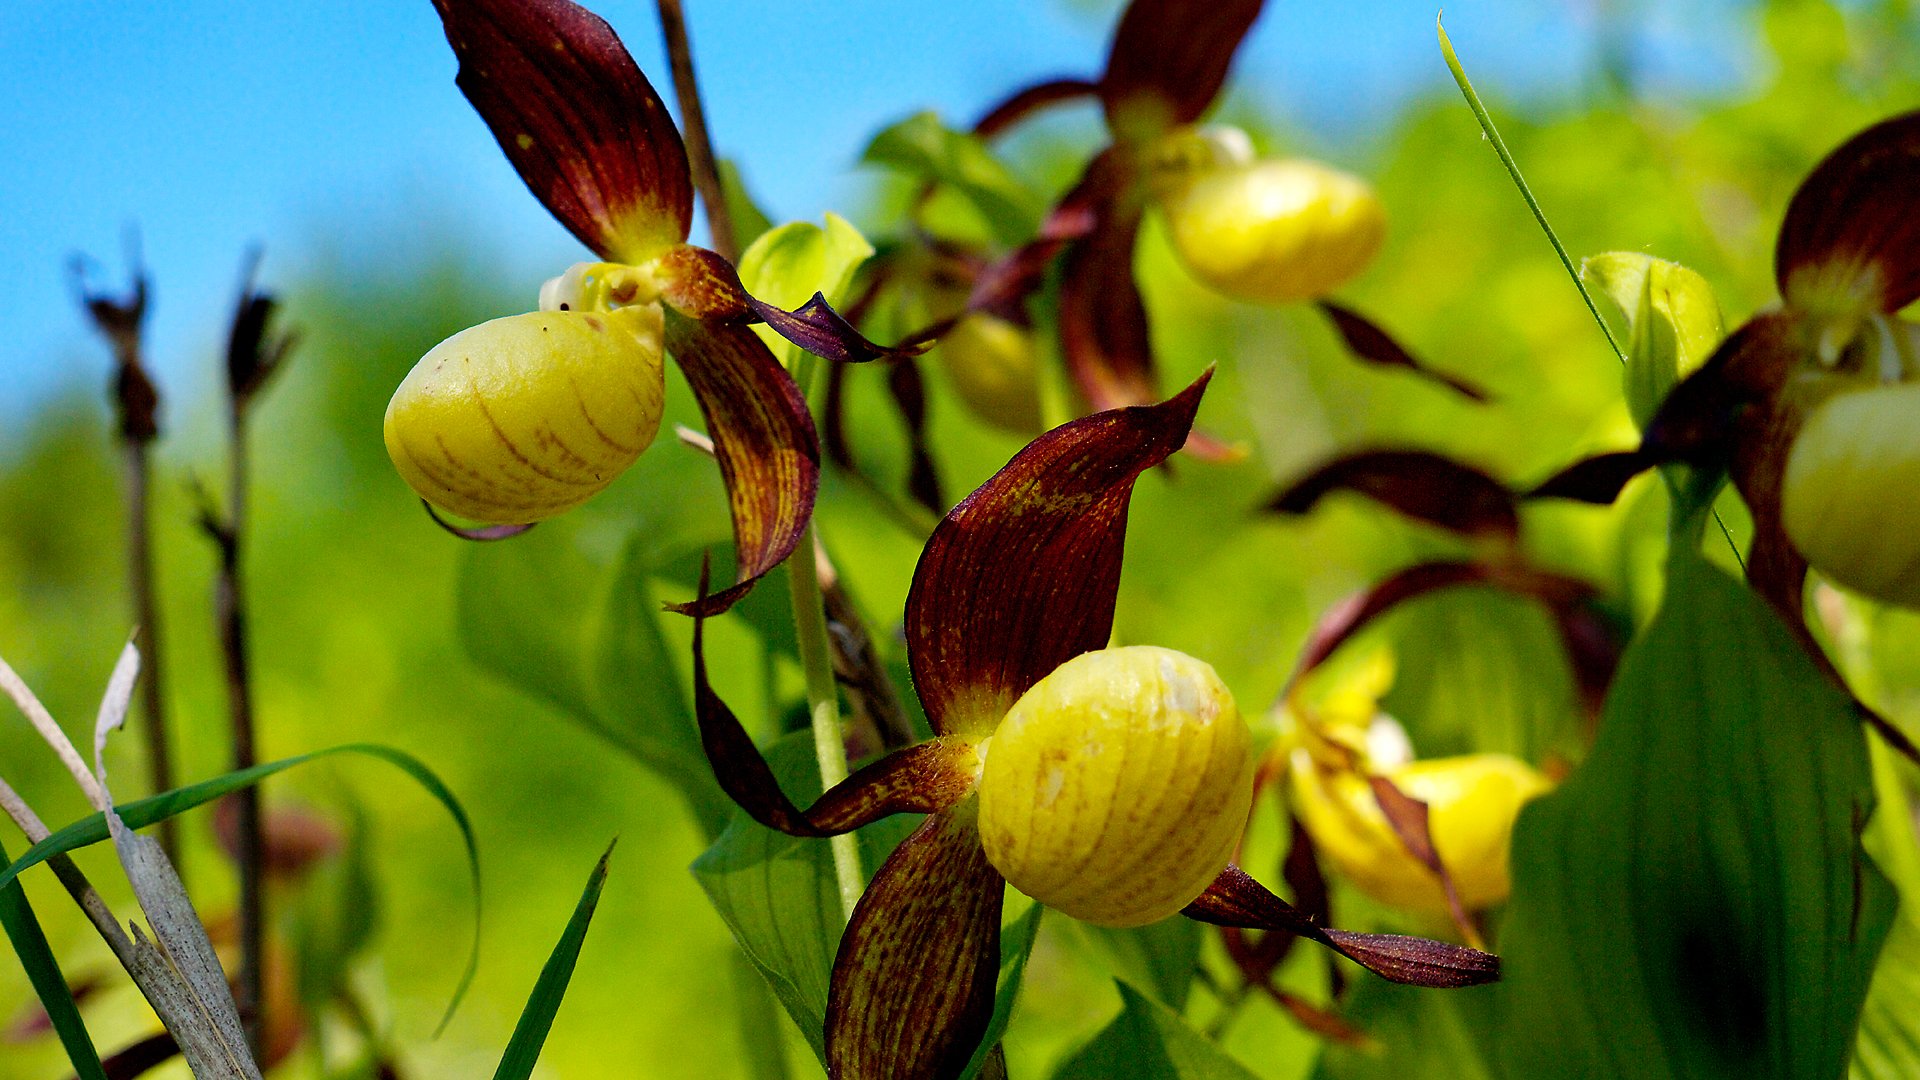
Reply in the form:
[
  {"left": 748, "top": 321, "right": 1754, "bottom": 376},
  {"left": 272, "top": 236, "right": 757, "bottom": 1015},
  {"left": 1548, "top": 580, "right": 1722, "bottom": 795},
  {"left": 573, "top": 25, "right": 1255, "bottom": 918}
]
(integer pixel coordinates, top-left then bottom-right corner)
[{"left": 422, "top": 501, "right": 536, "bottom": 542}]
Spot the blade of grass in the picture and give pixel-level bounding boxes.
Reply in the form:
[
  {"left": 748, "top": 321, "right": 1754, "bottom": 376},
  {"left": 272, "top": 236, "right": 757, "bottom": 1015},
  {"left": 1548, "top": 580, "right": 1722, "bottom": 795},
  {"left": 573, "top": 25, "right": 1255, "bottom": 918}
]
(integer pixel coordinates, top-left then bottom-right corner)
[
  {"left": 491, "top": 842, "right": 615, "bottom": 1080},
  {"left": 0, "top": 743, "right": 481, "bottom": 1034},
  {"left": 0, "top": 836, "right": 109, "bottom": 1080},
  {"left": 1437, "top": 15, "right": 1744, "bottom": 566}
]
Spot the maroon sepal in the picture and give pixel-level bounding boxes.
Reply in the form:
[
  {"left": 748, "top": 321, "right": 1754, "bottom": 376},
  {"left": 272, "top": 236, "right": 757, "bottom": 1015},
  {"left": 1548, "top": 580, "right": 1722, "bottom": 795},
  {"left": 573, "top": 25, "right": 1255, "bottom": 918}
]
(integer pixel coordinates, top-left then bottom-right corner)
[
  {"left": 1268, "top": 449, "right": 1519, "bottom": 542},
  {"left": 690, "top": 566, "right": 979, "bottom": 836},
  {"left": 1776, "top": 110, "right": 1920, "bottom": 313},
  {"left": 963, "top": 151, "right": 1115, "bottom": 324},
  {"left": 1184, "top": 865, "right": 1499, "bottom": 988},
  {"left": 432, "top": 0, "right": 692, "bottom": 263},
  {"left": 887, "top": 360, "right": 945, "bottom": 514},
  {"left": 1527, "top": 450, "right": 1658, "bottom": 505},
  {"left": 656, "top": 244, "right": 928, "bottom": 364},
  {"left": 1058, "top": 185, "right": 1155, "bottom": 412},
  {"left": 1365, "top": 775, "right": 1480, "bottom": 948},
  {"left": 1099, "top": 0, "right": 1266, "bottom": 139},
  {"left": 422, "top": 501, "right": 536, "bottom": 541},
  {"left": 1284, "top": 560, "right": 1598, "bottom": 695},
  {"left": 826, "top": 806, "right": 1004, "bottom": 1080},
  {"left": 1316, "top": 302, "right": 1489, "bottom": 402},
  {"left": 906, "top": 372, "right": 1210, "bottom": 735},
  {"left": 662, "top": 316, "right": 819, "bottom": 616},
  {"left": 972, "top": 78, "right": 1101, "bottom": 140}
]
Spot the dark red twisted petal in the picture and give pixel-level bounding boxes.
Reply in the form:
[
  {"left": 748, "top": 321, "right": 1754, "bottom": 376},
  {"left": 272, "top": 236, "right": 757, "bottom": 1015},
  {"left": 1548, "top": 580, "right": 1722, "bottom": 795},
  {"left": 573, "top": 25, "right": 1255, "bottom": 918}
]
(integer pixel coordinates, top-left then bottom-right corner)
[
  {"left": 656, "top": 244, "right": 927, "bottom": 363},
  {"left": 972, "top": 78, "right": 1101, "bottom": 140},
  {"left": 689, "top": 566, "right": 979, "bottom": 836},
  {"left": 421, "top": 501, "right": 536, "bottom": 541},
  {"left": 1268, "top": 449, "right": 1519, "bottom": 541},
  {"left": 1317, "top": 302, "right": 1490, "bottom": 402},
  {"left": 1183, "top": 865, "right": 1499, "bottom": 988},
  {"left": 662, "top": 316, "right": 818, "bottom": 616},
  {"left": 1099, "top": 0, "right": 1266, "bottom": 138},
  {"left": 432, "top": 0, "right": 692, "bottom": 262},
  {"left": 906, "top": 372, "right": 1209, "bottom": 735},
  {"left": 826, "top": 807, "right": 1004, "bottom": 1080},
  {"left": 1776, "top": 110, "right": 1920, "bottom": 313}
]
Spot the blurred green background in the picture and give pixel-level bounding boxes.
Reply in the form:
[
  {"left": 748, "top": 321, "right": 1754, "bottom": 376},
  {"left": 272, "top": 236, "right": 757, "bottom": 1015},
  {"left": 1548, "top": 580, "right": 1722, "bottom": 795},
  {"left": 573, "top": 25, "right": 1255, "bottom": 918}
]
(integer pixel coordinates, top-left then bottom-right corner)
[{"left": 4, "top": 1, "right": 1919, "bottom": 1077}]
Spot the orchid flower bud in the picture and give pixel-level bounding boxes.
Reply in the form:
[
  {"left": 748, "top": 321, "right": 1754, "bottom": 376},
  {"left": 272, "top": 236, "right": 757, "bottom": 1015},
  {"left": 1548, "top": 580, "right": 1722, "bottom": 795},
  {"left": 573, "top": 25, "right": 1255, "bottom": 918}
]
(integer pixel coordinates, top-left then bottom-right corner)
[
  {"left": 1156, "top": 155, "right": 1385, "bottom": 305},
  {"left": 1783, "top": 380, "right": 1920, "bottom": 607},
  {"left": 934, "top": 312, "right": 1044, "bottom": 435},
  {"left": 976, "top": 645, "right": 1254, "bottom": 928},
  {"left": 384, "top": 304, "right": 666, "bottom": 524},
  {"left": 1289, "top": 731, "right": 1551, "bottom": 918}
]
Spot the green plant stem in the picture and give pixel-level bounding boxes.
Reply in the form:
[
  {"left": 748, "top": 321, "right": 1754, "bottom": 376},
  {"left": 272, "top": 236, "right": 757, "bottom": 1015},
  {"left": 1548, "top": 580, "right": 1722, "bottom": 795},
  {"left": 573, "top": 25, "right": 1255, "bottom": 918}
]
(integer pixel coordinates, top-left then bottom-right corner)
[{"left": 1438, "top": 16, "right": 1745, "bottom": 566}]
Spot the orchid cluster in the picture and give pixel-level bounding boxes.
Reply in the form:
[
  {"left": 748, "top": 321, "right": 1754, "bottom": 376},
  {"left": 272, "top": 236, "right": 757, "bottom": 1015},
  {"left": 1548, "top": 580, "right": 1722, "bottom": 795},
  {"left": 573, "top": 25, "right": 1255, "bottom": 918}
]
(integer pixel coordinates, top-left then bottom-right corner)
[{"left": 383, "top": 0, "right": 1502, "bottom": 1074}]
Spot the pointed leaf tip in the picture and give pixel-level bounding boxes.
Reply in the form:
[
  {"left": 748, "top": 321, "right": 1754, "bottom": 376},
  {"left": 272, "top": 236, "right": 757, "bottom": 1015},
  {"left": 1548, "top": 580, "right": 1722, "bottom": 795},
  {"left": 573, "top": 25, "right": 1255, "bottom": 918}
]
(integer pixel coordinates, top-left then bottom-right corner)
[
  {"left": 433, "top": 0, "right": 692, "bottom": 262},
  {"left": 906, "top": 372, "right": 1209, "bottom": 734}
]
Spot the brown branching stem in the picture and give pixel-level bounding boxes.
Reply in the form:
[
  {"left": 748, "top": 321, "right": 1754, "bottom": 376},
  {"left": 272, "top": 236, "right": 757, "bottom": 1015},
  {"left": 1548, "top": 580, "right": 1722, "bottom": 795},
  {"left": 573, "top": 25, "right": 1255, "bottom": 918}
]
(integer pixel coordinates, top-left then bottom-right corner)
[
  {"left": 656, "top": 0, "right": 736, "bottom": 262},
  {"left": 71, "top": 248, "right": 181, "bottom": 868}
]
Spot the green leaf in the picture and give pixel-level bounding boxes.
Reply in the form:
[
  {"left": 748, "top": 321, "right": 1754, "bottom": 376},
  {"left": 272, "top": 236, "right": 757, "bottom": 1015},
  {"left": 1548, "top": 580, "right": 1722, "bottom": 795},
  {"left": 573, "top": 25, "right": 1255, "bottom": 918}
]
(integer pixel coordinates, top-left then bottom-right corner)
[
  {"left": 491, "top": 842, "right": 615, "bottom": 1080},
  {"left": 1494, "top": 544, "right": 1894, "bottom": 1079},
  {"left": 690, "top": 733, "right": 914, "bottom": 1067},
  {"left": 460, "top": 527, "right": 730, "bottom": 832},
  {"left": 736, "top": 214, "right": 875, "bottom": 369},
  {"left": 594, "top": 537, "right": 730, "bottom": 834},
  {"left": 861, "top": 112, "right": 1042, "bottom": 248},
  {"left": 0, "top": 836, "right": 108, "bottom": 1080},
  {"left": 0, "top": 744, "right": 483, "bottom": 1035},
  {"left": 1312, "top": 978, "right": 1498, "bottom": 1080},
  {"left": 1076, "top": 916, "right": 1205, "bottom": 1010},
  {"left": 1580, "top": 252, "right": 1725, "bottom": 429},
  {"left": 1053, "top": 981, "right": 1262, "bottom": 1080},
  {"left": 1851, "top": 741, "right": 1920, "bottom": 1079},
  {"left": 958, "top": 901, "right": 1046, "bottom": 1080}
]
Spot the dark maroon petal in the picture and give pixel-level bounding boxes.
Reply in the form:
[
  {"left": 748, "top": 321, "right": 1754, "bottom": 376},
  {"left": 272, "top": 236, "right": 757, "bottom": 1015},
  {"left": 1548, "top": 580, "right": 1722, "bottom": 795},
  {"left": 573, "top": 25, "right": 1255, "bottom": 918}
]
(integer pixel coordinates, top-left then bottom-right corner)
[
  {"left": 1058, "top": 187, "right": 1157, "bottom": 412},
  {"left": 1099, "top": 0, "right": 1266, "bottom": 139},
  {"left": 1365, "top": 776, "right": 1478, "bottom": 945},
  {"left": 1185, "top": 866, "right": 1498, "bottom": 987},
  {"left": 972, "top": 78, "right": 1101, "bottom": 140},
  {"left": 421, "top": 501, "right": 536, "bottom": 541},
  {"left": 656, "top": 244, "right": 928, "bottom": 363},
  {"left": 1268, "top": 449, "right": 1519, "bottom": 541},
  {"left": 1316, "top": 302, "right": 1489, "bottom": 402},
  {"left": 1527, "top": 450, "right": 1658, "bottom": 505},
  {"left": 826, "top": 806, "right": 1004, "bottom": 1080},
  {"left": 1776, "top": 110, "right": 1920, "bottom": 312},
  {"left": 906, "top": 372, "right": 1210, "bottom": 735},
  {"left": 662, "top": 317, "right": 818, "bottom": 616},
  {"left": 887, "top": 360, "right": 945, "bottom": 515},
  {"left": 1284, "top": 561, "right": 1598, "bottom": 694},
  {"left": 962, "top": 150, "right": 1117, "bottom": 324},
  {"left": 432, "top": 0, "right": 692, "bottom": 261}
]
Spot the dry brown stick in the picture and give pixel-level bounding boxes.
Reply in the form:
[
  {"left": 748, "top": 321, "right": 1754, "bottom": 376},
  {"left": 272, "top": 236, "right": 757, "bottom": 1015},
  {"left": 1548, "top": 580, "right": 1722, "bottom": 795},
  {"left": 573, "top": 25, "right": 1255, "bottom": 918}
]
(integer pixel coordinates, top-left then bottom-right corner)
[
  {"left": 656, "top": 0, "right": 737, "bottom": 263},
  {"left": 71, "top": 244, "right": 181, "bottom": 867}
]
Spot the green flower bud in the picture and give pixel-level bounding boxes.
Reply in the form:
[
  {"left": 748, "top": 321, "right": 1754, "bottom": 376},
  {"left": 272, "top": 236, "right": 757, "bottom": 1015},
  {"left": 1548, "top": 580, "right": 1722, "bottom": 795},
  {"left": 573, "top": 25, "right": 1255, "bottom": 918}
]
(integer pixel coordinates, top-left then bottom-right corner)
[
  {"left": 1581, "top": 252, "right": 1725, "bottom": 430},
  {"left": 976, "top": 646, "right": 1254, "bottom": 928},
  {"left": 1157, "top": 157, "right": 1385, "bottom": 305},
  {"left": 384, "top": 305, "right": 666, "bottom": 524}
]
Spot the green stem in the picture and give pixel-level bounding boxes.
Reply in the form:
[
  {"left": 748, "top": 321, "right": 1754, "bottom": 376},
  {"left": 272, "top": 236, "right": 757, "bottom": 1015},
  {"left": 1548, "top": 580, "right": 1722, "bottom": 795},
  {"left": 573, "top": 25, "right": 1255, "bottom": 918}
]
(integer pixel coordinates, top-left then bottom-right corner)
[{"left": 788, "top": 355, "right": 864, "bottom": 920}]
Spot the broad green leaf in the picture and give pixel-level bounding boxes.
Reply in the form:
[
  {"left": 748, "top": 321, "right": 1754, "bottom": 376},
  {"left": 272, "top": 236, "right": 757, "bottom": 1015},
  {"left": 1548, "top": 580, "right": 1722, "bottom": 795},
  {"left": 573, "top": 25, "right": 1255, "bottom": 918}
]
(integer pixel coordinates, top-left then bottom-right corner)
[
  {"left": 0, "top": 836, "right": 108, "bottom": 1080},
  {"left": 958, "top": 901, "right": 1047, "bottom": 1080},
  {"left": 1077, "top": 916, "right": 1205, "bottom": 1010},
  {"left": 594, "top": 537, "right": 729, "bottom": 833},
  {"left": 1580, "top": 252, "right": 1724, "bottom": 429},
  {"left": 1494, "top": 542, "right": 1894, "bottom": 1079},
  {"left": 719, "top": 158, "right": 776, "bottom": 249},
  {"left": 492, "top": 842, "right": 614, "bottom": 1080},
  {"left": 736, "top": 215, "right": 875, "bottom": 369},
  {"left": 1312, "top": 978, "right": 1498, "bottom": 1080},
  {"left": 862, "top": 112, "right": 1043, "bottom": 248},
  {"left": 460, "top": 527, "right": 729, "bottom": 831},
  {"left": 1053, "top": 981, "right": 1262, "bottom": 1080},
  {"left": 1381, "top": 587, "right": 1583, "bottom": 762},
  {"left": 0, "top": 744, "right": 483, "bottom": 1034},
  {"left": 690, "top": 733, "right": 915, "bottom": 1066},
  {"left": 1851, "top": 741, "right": 1920, "bottom": 1079}
]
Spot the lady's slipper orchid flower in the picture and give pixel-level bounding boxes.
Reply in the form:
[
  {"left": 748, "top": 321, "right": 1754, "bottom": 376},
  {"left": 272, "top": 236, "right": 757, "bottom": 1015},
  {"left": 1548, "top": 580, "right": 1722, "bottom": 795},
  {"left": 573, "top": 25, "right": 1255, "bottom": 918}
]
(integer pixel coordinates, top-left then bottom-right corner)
[
  {"left": 1536, "top": 111, "right": 1920, "bottom": 621},
  {"left": 940, "top": 0, "right": 1483, "bottom": 453},
  {"left": 388, "top": 0, "right": 912, "bottom": 613},
  {"left": 689, "top": 373, "right": 1498, "bottom": 1079}
]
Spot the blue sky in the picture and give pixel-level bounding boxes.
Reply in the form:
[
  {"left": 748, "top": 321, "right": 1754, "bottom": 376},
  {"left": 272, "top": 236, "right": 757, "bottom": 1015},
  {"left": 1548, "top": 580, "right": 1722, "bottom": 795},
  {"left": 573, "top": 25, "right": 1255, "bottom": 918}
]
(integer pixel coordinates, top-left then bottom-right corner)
[{"left": 0, "top": 1, "right": 1748, "bottom": 428}]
